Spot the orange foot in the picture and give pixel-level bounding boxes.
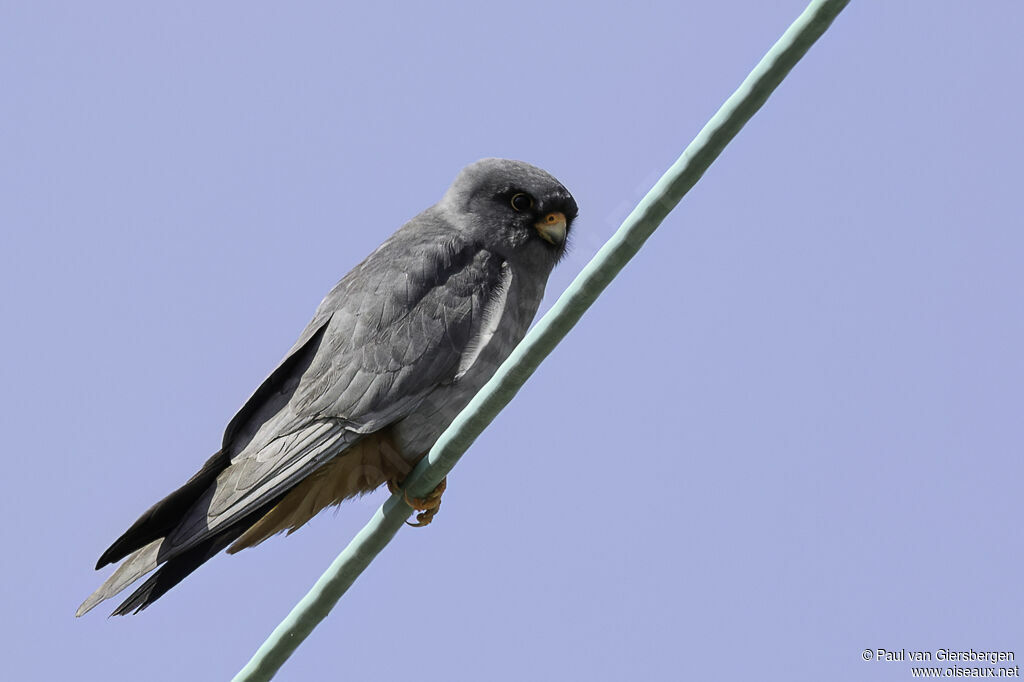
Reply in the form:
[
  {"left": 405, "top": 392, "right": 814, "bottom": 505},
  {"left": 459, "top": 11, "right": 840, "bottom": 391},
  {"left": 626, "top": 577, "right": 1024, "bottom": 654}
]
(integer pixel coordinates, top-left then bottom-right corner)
[{"left": 387, "top": 477, "right": 447, "bottom": 527}]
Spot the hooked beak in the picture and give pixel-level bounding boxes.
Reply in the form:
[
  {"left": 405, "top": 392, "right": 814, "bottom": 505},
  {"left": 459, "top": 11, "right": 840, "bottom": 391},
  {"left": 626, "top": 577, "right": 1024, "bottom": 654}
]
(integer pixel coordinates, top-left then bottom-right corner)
[{"left": 535, "top": 211, "right": 567, "bottom": 246}]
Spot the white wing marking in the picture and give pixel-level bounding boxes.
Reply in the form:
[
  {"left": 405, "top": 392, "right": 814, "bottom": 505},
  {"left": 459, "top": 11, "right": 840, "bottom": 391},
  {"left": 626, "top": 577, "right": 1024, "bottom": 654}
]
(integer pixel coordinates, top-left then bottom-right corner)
[{"left": 454, "top": 261, "right": 511, "bottom": 381}]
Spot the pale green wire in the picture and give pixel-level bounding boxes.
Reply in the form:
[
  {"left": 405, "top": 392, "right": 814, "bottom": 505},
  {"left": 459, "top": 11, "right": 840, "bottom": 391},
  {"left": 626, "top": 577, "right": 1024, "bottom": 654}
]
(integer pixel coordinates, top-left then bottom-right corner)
[{"left": 233, "top": 1, "right": 850, "bottom": 679}]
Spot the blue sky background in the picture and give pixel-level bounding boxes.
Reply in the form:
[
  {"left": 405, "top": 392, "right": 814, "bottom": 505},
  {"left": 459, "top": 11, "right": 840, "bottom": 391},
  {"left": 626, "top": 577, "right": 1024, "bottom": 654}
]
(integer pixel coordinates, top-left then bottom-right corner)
[{"left": 3, "top": 2, "right": 1022, "bottom": 680}]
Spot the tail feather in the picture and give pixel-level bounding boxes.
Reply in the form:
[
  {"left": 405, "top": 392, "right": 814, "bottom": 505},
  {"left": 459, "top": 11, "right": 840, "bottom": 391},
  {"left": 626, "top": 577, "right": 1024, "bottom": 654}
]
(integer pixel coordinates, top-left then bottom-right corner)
[
  {"left": 77, "top": 539, "right": 164, "bottom": 617},
  {"left": 78, "top": 492, "right": 290, "bottom": 616},
  {"left": 110, "top": 528, "right": 246, "bottom": 616}
]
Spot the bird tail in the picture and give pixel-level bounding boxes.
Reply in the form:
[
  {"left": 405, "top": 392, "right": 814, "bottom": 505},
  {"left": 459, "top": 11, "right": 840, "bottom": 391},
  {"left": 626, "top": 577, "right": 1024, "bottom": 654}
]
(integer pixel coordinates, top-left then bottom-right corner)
[
  {"left": 109, "top": 528, "right": 246, "bottom": 615},
  {"left": 76, "top": 524, "right": 249, "bottom": 617}
]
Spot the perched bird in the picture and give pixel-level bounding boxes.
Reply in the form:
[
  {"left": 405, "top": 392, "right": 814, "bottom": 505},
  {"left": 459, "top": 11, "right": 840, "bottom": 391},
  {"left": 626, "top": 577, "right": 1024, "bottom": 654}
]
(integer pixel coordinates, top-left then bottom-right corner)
[{"left": 78, "top": 158, "right": 577, "bottom": 617}]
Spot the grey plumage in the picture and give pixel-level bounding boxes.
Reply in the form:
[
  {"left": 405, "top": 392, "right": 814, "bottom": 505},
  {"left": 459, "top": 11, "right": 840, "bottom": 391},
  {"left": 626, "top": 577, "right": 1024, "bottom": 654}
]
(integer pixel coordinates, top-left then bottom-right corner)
[{"left": 78, "top": 158, "right": 577, "bottom": 616}]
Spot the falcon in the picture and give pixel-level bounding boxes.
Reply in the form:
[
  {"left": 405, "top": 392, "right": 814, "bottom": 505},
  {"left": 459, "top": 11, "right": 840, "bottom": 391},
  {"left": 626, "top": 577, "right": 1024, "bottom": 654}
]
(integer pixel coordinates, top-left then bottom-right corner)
[{"left": 77, "top": 158, "right": 577, "bottom": 616}]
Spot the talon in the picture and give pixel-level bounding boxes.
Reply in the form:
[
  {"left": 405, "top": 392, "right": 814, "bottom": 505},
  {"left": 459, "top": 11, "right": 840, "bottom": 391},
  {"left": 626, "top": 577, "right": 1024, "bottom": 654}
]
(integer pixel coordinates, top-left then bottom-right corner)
[
  {"left": 387, "top": 477, "right": 447, "bottom": 527},
  {"left": 407, "top": 504, "right": 440, "bottom": 527}
]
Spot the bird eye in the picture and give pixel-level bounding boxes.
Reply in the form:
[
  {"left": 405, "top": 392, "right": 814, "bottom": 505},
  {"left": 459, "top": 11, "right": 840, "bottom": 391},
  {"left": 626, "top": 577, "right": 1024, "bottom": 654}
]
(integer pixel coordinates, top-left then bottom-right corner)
[{"left": 510, "top": 193, "right": 534, "bottom": 212}]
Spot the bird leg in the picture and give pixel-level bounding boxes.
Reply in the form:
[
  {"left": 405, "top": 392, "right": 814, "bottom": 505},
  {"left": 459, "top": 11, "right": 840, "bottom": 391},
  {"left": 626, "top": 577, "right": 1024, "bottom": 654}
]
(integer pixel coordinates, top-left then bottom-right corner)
[{"left": 387, "top": 477, "right": 447, "bottom": 527}]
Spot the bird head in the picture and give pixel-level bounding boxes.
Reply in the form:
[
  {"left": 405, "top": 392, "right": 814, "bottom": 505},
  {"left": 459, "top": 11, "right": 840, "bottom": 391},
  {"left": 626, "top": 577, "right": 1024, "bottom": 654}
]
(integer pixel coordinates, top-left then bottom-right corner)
[{"left": 440, "top": 158, "right": 578, "bottom": 267}]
